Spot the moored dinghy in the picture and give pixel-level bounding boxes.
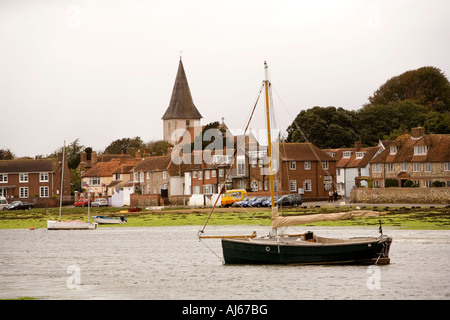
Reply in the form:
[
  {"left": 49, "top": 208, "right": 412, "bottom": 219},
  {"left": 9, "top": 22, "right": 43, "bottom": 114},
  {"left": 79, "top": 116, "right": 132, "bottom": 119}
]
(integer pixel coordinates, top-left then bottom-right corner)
[{"left": 92, "top": 215, "right": 127, "bottom": 224}]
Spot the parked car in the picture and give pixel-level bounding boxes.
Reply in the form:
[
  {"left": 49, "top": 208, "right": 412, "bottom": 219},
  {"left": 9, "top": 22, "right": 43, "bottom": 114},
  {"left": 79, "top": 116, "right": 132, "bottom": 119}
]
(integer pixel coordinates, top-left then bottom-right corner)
[
  {"left": 0, "top": 197, "right": 8, "bottom": 211},
  {"left": 221, "top": 189, "right": 248, "bottom": 207},
  {"left": 239, "top": 197, "right": 259, "bottom": 207},
  {"left": 248, "top": 197, "right": 268, "bottom": 207},
  {"left": 74, "top": 199, "right": 90, "bottom": 207},
  {"left": 91, "top": 198, "right": 108, "bottom": 207},
  {"left": 261, "top": 196, "right": 280, "bottom": 207},
  {"left": 231, "top": 197, "right": 252, "bottom": 207},
  {"left": 7, "top": 201, "right": 33, "bottom": 210},
  {"left": 275, "top": 194, "right": 302, "bottom": 207}
]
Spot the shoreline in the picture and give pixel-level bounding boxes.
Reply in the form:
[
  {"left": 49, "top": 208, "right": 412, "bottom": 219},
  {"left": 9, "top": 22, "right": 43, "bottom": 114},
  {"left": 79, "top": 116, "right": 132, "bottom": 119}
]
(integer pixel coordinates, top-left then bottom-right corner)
[{"left": 1, "top": 203, "right": 449, "bottom": 230}]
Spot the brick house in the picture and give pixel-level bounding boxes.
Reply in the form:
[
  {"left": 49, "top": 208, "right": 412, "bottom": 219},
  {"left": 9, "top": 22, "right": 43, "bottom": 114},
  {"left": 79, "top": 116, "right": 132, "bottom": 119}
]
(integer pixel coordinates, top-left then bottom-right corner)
[
  {"left": 277, "top": 143, "right": 337, "bottom": 200},
  {"left": 0, "top": 155, "right": 70, "bottom": 207},
  {"left": 369, "top": 127, "right": 450, "bottom": 188}
]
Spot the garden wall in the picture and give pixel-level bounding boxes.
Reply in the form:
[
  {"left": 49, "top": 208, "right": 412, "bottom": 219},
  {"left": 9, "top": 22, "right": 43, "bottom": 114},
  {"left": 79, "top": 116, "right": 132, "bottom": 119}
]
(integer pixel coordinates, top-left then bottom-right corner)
[{"left": 350, "top": 187, "right": 450, "bottom": 204}]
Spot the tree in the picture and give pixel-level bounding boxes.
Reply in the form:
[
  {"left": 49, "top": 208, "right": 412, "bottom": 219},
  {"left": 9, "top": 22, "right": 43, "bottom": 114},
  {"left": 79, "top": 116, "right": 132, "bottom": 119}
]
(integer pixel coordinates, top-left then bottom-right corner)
[
  {"left": 369, "top": 66, "right": 450, "bottom": 113},
  {"left": 0, "top": 148, "right": 15, "bottom": 160},
  {"left": 286, "top": 106, "right": 358, "bottom": 148},
  {"left": 103, "top": 137, "right": 145, "bottom": 155}
]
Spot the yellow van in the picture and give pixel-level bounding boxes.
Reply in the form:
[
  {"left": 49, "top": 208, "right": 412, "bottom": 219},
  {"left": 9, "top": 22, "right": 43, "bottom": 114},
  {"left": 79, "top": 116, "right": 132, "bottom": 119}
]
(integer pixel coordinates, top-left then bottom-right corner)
[{"left": 221, "top": 189, "right": 248, "bottom": 207}]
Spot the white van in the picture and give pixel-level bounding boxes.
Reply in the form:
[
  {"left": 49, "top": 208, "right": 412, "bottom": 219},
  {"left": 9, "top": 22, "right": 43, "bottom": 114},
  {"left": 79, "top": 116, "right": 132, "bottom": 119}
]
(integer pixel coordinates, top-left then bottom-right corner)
[{"left": 0, "top": 197, "right": 8, "bottom": 211}]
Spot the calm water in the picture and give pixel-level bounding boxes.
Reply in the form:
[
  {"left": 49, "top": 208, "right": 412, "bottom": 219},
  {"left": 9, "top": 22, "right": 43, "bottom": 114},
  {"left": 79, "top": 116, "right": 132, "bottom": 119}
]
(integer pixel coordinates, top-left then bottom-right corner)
[{"left": 0, "top": 225, "right": 449, "bottom": 300}]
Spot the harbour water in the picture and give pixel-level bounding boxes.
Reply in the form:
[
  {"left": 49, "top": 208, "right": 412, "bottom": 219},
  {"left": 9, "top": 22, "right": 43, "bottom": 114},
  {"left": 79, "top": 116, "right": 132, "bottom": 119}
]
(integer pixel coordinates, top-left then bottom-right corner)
[{"left": 0, "top": 225, "right": 449, "bottom": 300}]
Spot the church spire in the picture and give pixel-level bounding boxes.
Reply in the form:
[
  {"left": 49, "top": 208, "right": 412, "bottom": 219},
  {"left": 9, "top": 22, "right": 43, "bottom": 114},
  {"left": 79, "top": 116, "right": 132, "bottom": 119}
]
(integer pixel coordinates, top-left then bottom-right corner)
[{"left": 161, "top": 58, "right": 202, "bottom": 120}]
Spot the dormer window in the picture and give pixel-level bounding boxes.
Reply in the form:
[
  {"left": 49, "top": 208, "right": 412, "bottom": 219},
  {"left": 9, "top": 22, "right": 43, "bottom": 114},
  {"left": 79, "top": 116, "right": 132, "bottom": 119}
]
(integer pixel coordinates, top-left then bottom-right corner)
[
  {"left": 390, "top": 146, "right": 398, "bottom": 155},
  {"left": 355, "top": 152, "right": 366, "bottom": 159},
  {"left": 343, "top": 151, "right": 352, "bottom": 158},
  {"left": 414, "top": 145, "right": 429, "bottom": 155}
]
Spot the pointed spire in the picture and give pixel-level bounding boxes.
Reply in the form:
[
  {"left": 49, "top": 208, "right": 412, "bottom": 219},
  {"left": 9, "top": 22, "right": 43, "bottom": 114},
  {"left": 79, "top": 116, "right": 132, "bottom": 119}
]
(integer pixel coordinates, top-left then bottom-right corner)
[{"left": 161, "top": 58, "right": 202, "bottom": 120}]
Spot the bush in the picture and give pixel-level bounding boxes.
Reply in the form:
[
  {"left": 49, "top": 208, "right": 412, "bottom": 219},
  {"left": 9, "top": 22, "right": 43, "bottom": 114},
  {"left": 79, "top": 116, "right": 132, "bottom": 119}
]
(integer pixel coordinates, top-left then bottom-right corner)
[
  {"left": 385, "top": 179, "right": 398, "bottom": 188},
  {"left": 404, "top": 180, "right": 419, "bottom": 188},
  {"left": 431, "top": 180, "right": 445, "bottom": 187}
]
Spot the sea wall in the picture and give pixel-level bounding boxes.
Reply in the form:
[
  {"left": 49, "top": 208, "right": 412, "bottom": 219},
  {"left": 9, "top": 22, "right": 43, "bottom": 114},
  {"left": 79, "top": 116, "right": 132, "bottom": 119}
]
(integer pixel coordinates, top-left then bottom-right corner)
[{"left": 350, "top": 187, "right": 450, "bottom": 204}]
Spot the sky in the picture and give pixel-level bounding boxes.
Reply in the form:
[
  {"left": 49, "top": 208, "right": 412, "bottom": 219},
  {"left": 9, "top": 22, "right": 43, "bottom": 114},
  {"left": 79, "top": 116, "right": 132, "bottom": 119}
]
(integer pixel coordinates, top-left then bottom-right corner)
[{"left": 1, "top": 0, "right": 449, "bottom": 158}]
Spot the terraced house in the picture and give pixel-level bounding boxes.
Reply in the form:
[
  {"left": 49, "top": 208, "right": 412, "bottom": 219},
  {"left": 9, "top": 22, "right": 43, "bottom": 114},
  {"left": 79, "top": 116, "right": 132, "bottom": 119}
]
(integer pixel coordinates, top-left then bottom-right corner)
[
  {"left": 369, "top": 127, "right": 450, "bottom": 188},
  {"left": 0, "top": 155, "right": 70, "bottom": 207}
]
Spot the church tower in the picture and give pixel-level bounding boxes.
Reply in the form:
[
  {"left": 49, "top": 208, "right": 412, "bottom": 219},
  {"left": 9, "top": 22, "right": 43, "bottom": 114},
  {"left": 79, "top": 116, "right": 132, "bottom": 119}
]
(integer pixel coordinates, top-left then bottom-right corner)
[{"left": 162, "top": 58, "right": 202, "bottom": 144}]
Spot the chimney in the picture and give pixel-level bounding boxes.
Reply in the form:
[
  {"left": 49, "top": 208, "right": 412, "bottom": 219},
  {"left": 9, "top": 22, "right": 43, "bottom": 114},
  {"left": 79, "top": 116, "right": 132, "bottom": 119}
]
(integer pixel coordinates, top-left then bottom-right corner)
[
  {"left": 135, "top": 151, "right": 141, "bottom": 159},
  {"left": 80, "top": 152, "right": 87, "bottom": 163},
  {"left": 411, "top": 127, "right": 425, "bottom": 138},
  {"left": 91, "top": 151, "right": 97, "bottom": 165},
  {"left": 355, "top": 141, "right": 362, "bottom": 151}
]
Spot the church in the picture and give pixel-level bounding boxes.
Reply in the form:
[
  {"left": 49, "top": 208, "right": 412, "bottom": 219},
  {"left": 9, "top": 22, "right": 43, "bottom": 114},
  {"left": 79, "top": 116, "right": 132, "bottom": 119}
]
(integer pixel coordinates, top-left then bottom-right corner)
[{"left": 162, "top": 58, "right": 203, "bottom": 145}]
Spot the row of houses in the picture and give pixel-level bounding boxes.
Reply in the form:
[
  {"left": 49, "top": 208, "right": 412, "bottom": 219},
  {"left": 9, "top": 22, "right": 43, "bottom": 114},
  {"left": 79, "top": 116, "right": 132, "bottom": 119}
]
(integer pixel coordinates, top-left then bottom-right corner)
[{"left": 1, "top": 127, "right": 449, "bottom": 207}]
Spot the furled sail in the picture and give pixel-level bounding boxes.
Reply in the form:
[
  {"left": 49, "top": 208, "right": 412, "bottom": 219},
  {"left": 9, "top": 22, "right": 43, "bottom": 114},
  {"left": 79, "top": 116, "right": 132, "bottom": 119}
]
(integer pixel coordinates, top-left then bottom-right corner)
[{"left": 271, "top": 209, "right": 384, "bottom": 229}]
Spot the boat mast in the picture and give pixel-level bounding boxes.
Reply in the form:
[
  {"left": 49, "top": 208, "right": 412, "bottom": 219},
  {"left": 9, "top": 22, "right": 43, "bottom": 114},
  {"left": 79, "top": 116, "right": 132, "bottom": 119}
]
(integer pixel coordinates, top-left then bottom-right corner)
[
  {"left": 59, "top": 141, "right": 65, "bottom": 221},
  {"left": 264, "top": 62, "right": 278, "bottom": 237}
]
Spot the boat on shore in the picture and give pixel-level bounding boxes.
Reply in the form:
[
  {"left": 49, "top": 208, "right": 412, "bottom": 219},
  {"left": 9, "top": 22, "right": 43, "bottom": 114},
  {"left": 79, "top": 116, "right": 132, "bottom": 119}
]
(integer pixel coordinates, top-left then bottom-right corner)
[
  {"left": 199, "top": 62, "right": 392, "bottom": 265},
  {"left": 92, "top": 215, "right": 127, "bottom": 224}
]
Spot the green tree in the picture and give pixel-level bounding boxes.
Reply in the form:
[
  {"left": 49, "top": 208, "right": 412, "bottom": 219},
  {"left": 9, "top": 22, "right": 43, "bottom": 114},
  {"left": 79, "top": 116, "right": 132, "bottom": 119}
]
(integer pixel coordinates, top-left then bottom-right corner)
[
  {"left": 0, "top": 148, "right": 15, "bottom": 160},
  {"left": 104, "top": 137, "right": 145, "bottom": 155}
]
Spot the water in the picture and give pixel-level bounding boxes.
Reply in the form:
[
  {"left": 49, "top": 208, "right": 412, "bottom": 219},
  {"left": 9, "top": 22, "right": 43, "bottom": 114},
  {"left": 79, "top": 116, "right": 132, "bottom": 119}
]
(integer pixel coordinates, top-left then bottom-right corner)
[{"left": 0, "top": 225, "right": 449, "bottom": 300}]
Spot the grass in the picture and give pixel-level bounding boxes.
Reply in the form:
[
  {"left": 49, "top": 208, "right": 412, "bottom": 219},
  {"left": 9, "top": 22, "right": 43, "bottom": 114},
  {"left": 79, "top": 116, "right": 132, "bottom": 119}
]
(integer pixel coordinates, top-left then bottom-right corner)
[{"left": 0, "top": 204, "right": 449, "bottom": 230}]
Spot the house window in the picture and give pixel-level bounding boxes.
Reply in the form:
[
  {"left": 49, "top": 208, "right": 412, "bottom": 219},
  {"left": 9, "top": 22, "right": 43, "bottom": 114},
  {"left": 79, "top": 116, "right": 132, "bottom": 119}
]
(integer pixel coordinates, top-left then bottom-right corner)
[
  {"left": 211, "top": 170, "right": 216, "bottom": 178},
  {"left": 273, "top": 180, "right": 279, "bottom": 192},
  {"left": 322, "top": 161, "right": 329, "bottom": 170},
  {"left": 343, "top": 151, "right": 352, "bottom": 158},
  {"left": 40, "top": 186, "right": 49, "bottom": 198},
  {"left": 425, "top": 163, "right": 432, "bottom": 172},
  {"left": 237, "top": 156, "right": 245, "bottom": 175},
  {"left": 373, "top": 181, "right": 381, "bottom": 188},
  {"left": 218, "top": 169, "right": 224, "bottom": 177},
  {"left": 337, "top": 169, "right": 341, "bottom": 176},
  {"left": 19, "top": 187, "right": 29, "bottom": 198},
  {"left": 19, "top": 173, "right": 28, "bottom": 183},
  {"left": 114, "top": 173, "right": 121, "bottom": 180},
  {"left": 356, "top": 152, "right": 366, "bottom": 159},
  {"left": 0, "top": 174, "right": 7, "bottom": 183},
  {"left": 303, "top": 180, "right": 312, "bottom": 192},
  {"left": 198, "top": 171, "right": 203, "bottom": 179},
  {"left": 372, "top": 163, "right": 382, "bottom": 173},
  {"left": 390, "top": 146, "right": 398, "bottom": 155},
  {"left": 193, "top": 171, "right": 197, "bottom": 178},
  {"left": 251, "top": 180, "right": 258, "bottom": 192},
  {"left": 358, "top": 168, "right": 362, "bottom": 177},
  {"left": 205, "top": 170, "right": 210, "bottom": 179},
  {"left": 304, "top": 161, "right": 311, "bottom": 170},
  {"left": 90, "top": 177, "right": 100, "bottom": 186},
  {"left": 425, "top": 180, "right": 432, "bottom": 187},
  {"left": 0, "top": 187, "right": 7, "bottom": 197},
  {"left": 40, "top": 173, "right": 49, "bottom": 182},
  {"left": 445, "top": 162, "right": 450, "bottom": 171},
  {"left": 386, "top": 163, "right": 394, "bottom": 173},
  {"left": 193, "top": 186, "right": 201, "bottom": 194},
  {"left": 413, "top": 162, "right": 421, "bottom": 172},
  {"left": 289, "top": 180, "right": 297, "bottom": 192},
  {"left": 203, "top": 185, "right": 214, "bottom": 194},
  {"left": 414, "top": 145, "right": 428, "bottom": 155},
  {"left": 163, "top": 171, "right": 167, "bottom": 180},
  {"left": 140, "top": 172, "right": 144, "bottom": 182},
  {"left": 401, "top": 163, "right": 407, "bottom": 171},
  {"left": 289, "top": 161, "right": 296, "bottom": 170},
  {"left": 134, "top": 172, "right": 139, "bottom": 182}
]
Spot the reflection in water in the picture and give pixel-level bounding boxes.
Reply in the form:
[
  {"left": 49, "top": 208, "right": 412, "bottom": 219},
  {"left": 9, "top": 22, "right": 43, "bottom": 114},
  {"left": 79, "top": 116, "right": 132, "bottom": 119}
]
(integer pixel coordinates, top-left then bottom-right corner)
[{"left": 0, "top": 226, "right": 449, "bottom": 300}]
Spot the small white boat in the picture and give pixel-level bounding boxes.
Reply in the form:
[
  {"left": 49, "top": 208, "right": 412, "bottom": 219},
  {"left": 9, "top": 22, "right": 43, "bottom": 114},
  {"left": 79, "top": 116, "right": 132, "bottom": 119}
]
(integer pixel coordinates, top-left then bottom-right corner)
[
  {"left": 47, "top": 220, "right": 98, "bottom": 230},
  {"left": 92, "top": 215, "right": 127, "bottom": 224}
]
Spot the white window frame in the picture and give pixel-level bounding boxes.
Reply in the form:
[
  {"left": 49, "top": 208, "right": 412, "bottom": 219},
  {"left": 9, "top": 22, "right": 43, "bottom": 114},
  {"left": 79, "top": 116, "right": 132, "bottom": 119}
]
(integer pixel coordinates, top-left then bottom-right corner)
[
  {"left": 400, "top": 162, "right": 407, "bottom": 171},
  {"left": 445, "top": 162, "right": 450, "bottom": 171},
  {"left": 19, "top": 173, "right": 28, "bottom": 183},
  {"left": 40, "top": 186, "right": 49, "bottom": 198},
  {"left": 289, "top": 161, "right": 296, "bottom": 170},
  {"left": 413, "top": 162, "right": 421, "bottom": 172},
  {"left": 218, "top": 169, "right": 223, "bottom": 177},
  {"left": 289, "top": 180, "right": 297, "bottom": 192},
  {"left": 304, "top": 161, "right": 311, "bottom": 170},
  {"left": 356, "top": 152, "right": 366, "bottom": 159},
  {"left": 424, "top": 162, "right": 432, "bottom": 173},
  {"left": 390, "top": 146, "right": 398, "bottom": 155},
  {"left": 414, "top": 145, "right": 428, "bottom": 155},
  {"left": 211, "top": 170, "right": 216, "bottom": 178},
  {"left": 19, "top": 187, "right": 29, "bottom": 198},
  {"left": 205, "top": 170, "right": 210, "bottom": 179},
  {"left": 40, "top": 172, "right": 49, "bottom": 182},
  {"left": 198, "top": 171, "right": 203, "bottom": 179},
  {"left": 322, "top": 161, "right": 329, "bottom": 170},
  {"left": 163, "top": 171, "right": 167, "bottom": 180},
  {"left": 0, "top": 174, "right": 7, "bottom": 183},
  {"left": 386, "top": 163, "right": 394, "bottom": 173},
  {"left": 303, "top": 180, "right": 312, "bottom": 192},
  {"left": 343, "top": 151, "right": 352, "bottom": 158},
  {"left": 372, "top": 163, "right": 382, "bottom": 173},
  {"left": 237, "top": 155, "right": 246, "bottom": 176},
  {"left": 90, "top": 177, "right": 100, "bottom": 186}
]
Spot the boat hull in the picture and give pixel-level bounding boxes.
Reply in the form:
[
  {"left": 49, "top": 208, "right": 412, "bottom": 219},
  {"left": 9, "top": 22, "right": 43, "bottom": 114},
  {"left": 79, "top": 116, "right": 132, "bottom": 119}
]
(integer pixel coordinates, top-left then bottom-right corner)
[
  {"left": 222, "top": 235, "right": 392, "bottom": 265},
  {"left": 92, "top": 217, "right": 126, "bottom": 224},
  {"left": 47, "top": 220, "right": 98, "bottom": 230}
]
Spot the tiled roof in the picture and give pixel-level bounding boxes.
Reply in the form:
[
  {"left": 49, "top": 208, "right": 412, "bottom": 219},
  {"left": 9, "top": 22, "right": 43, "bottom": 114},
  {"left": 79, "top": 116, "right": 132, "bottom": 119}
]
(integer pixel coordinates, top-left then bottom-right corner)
[
  {"left": 82, "top": 158, "right": 141, "bottom": 178},
  {"left": 279, "top": 143, "right": 336, "bottom": 161},
  {"left": 0, "top": 158, "right": 59, "bottom": 173},
  {"left": 324, "top": 146, "right": 380, "bottom": 168},
  {"left": 370, "top": 133, "right": 450, "bottom": 163}
]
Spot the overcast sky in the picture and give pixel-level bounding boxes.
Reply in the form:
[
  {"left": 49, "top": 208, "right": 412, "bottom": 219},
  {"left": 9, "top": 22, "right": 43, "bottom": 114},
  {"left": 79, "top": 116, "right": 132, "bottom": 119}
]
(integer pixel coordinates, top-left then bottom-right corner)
[{"left": 1, "top": 0, "right": 449, "bottom": 157}]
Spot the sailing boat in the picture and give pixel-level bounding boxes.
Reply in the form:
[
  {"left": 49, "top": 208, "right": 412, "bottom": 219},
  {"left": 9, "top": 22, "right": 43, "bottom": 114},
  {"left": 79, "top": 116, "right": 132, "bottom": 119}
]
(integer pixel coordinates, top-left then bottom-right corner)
[
  {"left": 47, "top": 142, "right": 98, "bottom": 230},
  {"left": 199, "top": 62, "right": 392, "bottom": 265}
]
